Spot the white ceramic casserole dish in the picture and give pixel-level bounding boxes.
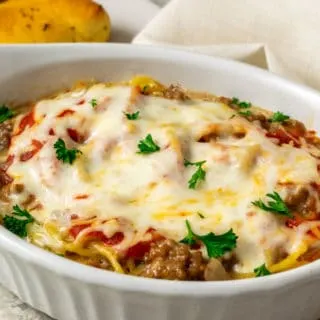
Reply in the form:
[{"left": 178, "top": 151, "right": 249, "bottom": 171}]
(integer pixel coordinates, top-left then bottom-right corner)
[{"left": 1, "top": 44, "right": 320, "bottom": 320}]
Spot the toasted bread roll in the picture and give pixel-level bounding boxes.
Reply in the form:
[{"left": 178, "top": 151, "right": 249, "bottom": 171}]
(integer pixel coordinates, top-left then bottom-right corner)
[{"left": 0, "top": 0, "right": 110, "bottom": 43}]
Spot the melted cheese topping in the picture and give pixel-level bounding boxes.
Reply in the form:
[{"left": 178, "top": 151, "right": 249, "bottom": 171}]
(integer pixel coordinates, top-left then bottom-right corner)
[{"left": 6, "top": 84, "right": 320, "bottom": 273}]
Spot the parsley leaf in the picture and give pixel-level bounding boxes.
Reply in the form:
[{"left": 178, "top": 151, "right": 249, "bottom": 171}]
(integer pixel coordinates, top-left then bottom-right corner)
[
  {"left": 90, "top": 98, "right": 97, "bottom": 108},
  {"left": 231, "top": 97, "right": 253, "bottom": 117},
  {"left": 180, "top": 220, "right": 238, "bottom": 258},
  {"left": 184, "top": 159, "right": 206, "bottom": 167},
  {"left": 137, "top": 134, "right": 160, "bottom": 154},
  {"left": 0, "top": 105, "right": 14, "bottom": 124},
  {"left": 238, "top": 110, "right": 252, "bottom": 117},
  {"left": 54, "top": 138, "right": 82, "bottom": 164},
  {"left": 231, "top": 97, "right": 252, "bottom": 109},
  {"left": 124, "top": 111, "right": 140, "bottom": 120},
  {"left": 3, "top": 205, "right": 34, "bottom": 238},
  {"left": 269, "top": 111, "right": 290, "bottom": 123},
  {"left": 197, "top": 212, "right": 205, "bottom": 219},
  {"left": 252, "top": 191, "right": 292, "bottom": 217},
  {"left": 188, "top": 166, "right": 206, "bottom": 189},
  {"left": 254, "top": 264, "right": 271, "bottom": 277},
  {"left": 180, "top": 220, "right": 196, "bottom": 245},
  {"left": 200, "top": 229, "right": 238, "bottom": 258},
  {"left": 184, "top": 159, "right": 206, "bottom": 189}
]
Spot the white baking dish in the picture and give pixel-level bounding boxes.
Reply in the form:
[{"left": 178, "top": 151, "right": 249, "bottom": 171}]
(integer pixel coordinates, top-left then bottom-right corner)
[{"left": 1, "top": 44, "right": 320, "bottom": 320}]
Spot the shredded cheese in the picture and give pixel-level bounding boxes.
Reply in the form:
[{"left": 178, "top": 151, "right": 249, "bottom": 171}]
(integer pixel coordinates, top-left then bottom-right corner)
[{"left": 3, "top": 81, "right": 320, "bottom": 275}]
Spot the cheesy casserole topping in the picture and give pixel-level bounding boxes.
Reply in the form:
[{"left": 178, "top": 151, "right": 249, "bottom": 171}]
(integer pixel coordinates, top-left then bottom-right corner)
[{"left": 1, "top": 76, "right": 320, "bottom": 281}]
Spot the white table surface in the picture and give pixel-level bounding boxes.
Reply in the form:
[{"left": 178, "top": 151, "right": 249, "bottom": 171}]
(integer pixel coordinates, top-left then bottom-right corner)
[{"left": 0, "top": 0, "right": 169, "bottom": 319}]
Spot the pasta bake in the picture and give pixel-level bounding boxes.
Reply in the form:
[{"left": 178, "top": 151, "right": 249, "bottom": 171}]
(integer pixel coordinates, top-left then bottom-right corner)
[{"left": 1, "top": 76, "right": 320, "bottom": 281}]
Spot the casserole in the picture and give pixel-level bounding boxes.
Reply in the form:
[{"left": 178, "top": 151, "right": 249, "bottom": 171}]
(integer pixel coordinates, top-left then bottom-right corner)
[
  {"left": 2, "top": 74, "right": 320, "bottom": 281},
  {"left": 0, "top": 43, "right": 320, "bottom": 320}
]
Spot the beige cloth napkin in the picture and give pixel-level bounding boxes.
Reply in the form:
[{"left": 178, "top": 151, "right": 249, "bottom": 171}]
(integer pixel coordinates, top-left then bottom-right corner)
[{"left": 133, "top": 0, "right": 320, "bottom": 91}]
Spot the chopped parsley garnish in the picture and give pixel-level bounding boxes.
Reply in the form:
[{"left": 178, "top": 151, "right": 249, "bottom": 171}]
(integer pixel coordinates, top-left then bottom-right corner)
[
  {"left": 184, "top": 159, "right": 206, "bottom": 189},
  {"left": 184, "top": 160, "right": 206, "bottom": 167},
  {"left": 180, "top": 220, "right": 238, "bottom": 258},
  {"left": 180, "top": 220, "right": 197, "bottom": 245},
  {"left": 230, "top": 97, "right": 253, "bottom": 117},
  {"left": 0, "top": 105, "right": 14, "bottom": 124},
  {"left": 238, "top": 110, "right": 252, "bottom": 117},
  {"left": 231, "top": 97, "right": 252, "bottom": 109},
  {"left": 137, "top": 134, "right": 160, "bottom": 154},
  {"left": 54, "top": 138, "right": 82, "bottom": 164},
  {"left": 269, "top": 111, "right": 290, "bottom": 123},
  {"left": 3, "top": 205, "right": 34, "bottom": 238},
  {"left": 197, "top": 212, "right": 205, "bottom": 219},
  {"left": 124, "top": 111, "right": 140, "bottom": 120},
  {"left": 90, "top": 98, "right": 98, "bottom": 108},
  {"left": 254, "top": 264, "right": 271, "bottom": 277},
  {"left": 252, "top": 191, "right": 292, "bottom": 217}
]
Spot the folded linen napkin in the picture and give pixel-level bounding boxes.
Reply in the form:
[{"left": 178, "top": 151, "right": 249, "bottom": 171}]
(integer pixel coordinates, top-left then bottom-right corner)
[
  {"left": 97, "top": 0, "right": 160, "bottom": 42},
  {"left": 134, "top": 0, "right": 320, "bottom": 91}
]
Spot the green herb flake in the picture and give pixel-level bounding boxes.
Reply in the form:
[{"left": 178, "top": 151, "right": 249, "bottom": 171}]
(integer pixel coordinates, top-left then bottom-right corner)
[
  {"left": 3, "top": 205, "right": 34, "bottom": 238},
  {"left": 0, "top": 105, "right": 14, "bottom": 124},
  {"left": 188, "top": 166, "right": 206, "bottom": 189},
  {"left": 231, "top": 97, "right": 240, "bottom": 105},
  {"left": 54, "top": 138, "right": 82, "bottom": 164},
  {"left": 124, "top": 111, "right": 140, "bottom": 120},
  {"left": 90, "top": 98, "right": 98, "bottom": 108},
  {"left": 238, "top": 110, "right": 252, "bottom": 117},
  {"left": 254, "top": 264, "right": 271, "bottom": 277},
  {"left": 184, "top": 159, "right": 206, "bottom": 167},
  {"left": 141, "top": 85, "right": 149, "bottom": 94},
  {"left": 231, "top": 97, "right": 252, "bottom": 109},
  {"left": 184, "top": 159, "right": 206, "bottom": 189},
  {"left": 197, "top": 212, "right": 205, "bottom": 219},
  {"left": 180, "top": 220, "right": 238, "bottom": 258},
  {"left": 269, "top": 111, "right": 290, "bottom": 123},
  {"left": 180, "top": 220, "right": 197, "bottom": 245},
  {"left": 252, "top": 191, "right": 292, "bottom": 217},
  {"left": 137, "top": 134, "right": 160, "bottom": 154}
]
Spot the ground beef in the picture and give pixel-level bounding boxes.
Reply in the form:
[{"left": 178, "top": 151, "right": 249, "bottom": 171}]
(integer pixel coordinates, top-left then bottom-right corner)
[
  {"left": 13, "top": 183, "right": 24, "bottom": 193},
  {"left": 0, "top": 121, "right": 12, "bottom": 151},
  {"left": 298, "top": 247, "right": 320, "bottom": 262},
  {"left": 305, "top": 131, "right": 320, "bottom": 150},
  {"left": 0, "top": 121, "right": 13, "bottom": 190},
  {"left": 0, "top": 170, "right": 12, "bottom": 188},
  {"left": 221, "top": 252, "right": 239, "bottom": 272},
  {"left": 198, "top": 123, "right": 247, "bottom": 142},
  {"left": 0, "top": 184, "right": 10, "bottom": 202},
  {"left": 163, "top": 85, "right": 189, "bottom": 101},
  {"left": 284, "top": 120, "right": 306, "bottom": 138},
  {"left": 285, "top": 186, "right": 309, "bottom": 209},
  {"left": 216, "top": 96, "right": 232, "bottom": 106},
  {"left": 285, "top": 186, "right": 317, "bottom": 219},
  {"left": 246, "top": 113, "right": 271, "bottom": 130},
  {"left": 139, "top": 239, "right": 207, "bottom": 280}
]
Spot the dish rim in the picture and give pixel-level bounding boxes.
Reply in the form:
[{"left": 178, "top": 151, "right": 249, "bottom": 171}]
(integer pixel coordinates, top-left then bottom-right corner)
[{"left": 1, "top": 43, "right": 320, "bottom": 296}]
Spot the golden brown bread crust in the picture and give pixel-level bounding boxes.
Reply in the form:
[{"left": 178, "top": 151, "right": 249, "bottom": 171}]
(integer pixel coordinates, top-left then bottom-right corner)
[{"left": 0, "top": 0, "right": 110, "bottom": 43}]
